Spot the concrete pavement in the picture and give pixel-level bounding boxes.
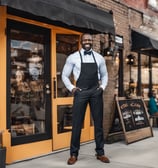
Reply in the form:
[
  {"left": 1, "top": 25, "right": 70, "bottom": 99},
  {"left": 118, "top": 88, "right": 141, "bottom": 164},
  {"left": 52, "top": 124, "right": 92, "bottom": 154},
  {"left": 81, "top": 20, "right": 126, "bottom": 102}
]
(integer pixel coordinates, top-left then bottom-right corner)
[{"left": 6, "top": 128, "right": 158, "bottom": 168}]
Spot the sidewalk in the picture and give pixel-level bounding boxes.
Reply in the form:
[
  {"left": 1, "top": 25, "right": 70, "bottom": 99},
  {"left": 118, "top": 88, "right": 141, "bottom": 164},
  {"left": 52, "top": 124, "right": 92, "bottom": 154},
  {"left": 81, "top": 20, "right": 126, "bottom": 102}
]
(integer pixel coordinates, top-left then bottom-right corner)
[{"left": 6, "top": 128, "right": 158, "bottom": 168}]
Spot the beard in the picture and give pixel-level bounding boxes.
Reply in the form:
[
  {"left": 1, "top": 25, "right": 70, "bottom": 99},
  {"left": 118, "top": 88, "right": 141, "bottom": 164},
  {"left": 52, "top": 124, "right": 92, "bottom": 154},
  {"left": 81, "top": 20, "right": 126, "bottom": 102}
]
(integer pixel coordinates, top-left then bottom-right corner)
[{"left": 82, "top": 43, "right": 92, "bottom": 51}]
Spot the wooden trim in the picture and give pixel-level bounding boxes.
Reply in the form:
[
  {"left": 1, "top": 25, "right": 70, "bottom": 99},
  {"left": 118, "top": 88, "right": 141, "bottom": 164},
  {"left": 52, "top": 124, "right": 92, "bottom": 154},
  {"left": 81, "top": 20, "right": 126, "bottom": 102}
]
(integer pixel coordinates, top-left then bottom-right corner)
[{"left": 0, "top": 6, "right": 7, "bottom": 135}]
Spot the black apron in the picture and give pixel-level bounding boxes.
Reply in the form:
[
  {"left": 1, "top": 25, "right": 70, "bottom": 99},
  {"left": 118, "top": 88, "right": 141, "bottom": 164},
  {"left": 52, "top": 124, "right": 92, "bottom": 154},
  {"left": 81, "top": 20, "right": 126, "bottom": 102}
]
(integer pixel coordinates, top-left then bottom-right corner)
[
  {"left": 70, "top": 51, "right": 105, "bottom": 157},
  {"left": 76, "top": 51, "right": 99, "bottom": 89}
]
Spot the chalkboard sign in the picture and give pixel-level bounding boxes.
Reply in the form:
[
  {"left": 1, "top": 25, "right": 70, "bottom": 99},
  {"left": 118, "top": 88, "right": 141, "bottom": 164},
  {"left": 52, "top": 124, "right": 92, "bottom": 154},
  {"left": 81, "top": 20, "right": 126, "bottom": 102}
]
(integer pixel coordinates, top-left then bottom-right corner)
[{"left": 116, "top": 97, "right": 153, "bottom": 144}]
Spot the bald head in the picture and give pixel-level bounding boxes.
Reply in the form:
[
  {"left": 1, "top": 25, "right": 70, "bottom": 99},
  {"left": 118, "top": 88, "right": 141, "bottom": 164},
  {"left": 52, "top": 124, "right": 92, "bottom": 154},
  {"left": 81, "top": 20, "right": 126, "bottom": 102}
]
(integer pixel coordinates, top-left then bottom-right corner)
[{"left": 80, "top": 33, "right": 93, "bottom": 51}]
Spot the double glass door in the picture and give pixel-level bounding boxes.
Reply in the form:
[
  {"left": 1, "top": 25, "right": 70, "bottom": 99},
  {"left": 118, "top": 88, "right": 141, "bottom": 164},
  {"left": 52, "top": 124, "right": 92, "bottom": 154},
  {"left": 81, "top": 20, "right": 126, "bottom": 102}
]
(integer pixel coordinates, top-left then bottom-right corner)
[{"left": 7, "top": 19, "right": 94, "bottom": 152}]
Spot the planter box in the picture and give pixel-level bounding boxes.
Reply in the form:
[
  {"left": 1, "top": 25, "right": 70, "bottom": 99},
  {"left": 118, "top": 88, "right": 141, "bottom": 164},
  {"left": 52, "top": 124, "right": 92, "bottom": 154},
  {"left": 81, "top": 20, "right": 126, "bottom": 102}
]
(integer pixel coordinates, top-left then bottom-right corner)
[{"left": 0, "top": 147, "right": 6, "bottom": 168}]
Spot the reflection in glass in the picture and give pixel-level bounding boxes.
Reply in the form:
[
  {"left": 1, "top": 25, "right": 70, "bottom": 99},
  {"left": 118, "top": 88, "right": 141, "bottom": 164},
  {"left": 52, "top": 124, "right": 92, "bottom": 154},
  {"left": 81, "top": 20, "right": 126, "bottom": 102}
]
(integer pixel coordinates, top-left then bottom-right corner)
[
  {"left": 10, "top": 29, "right": 46, "bottom": 137},
  {"left": 56, "top": 34, "right": 79, "bottom": 97},
  {"left": 57, "top": 105, "right": 72, "bottom": 133}
]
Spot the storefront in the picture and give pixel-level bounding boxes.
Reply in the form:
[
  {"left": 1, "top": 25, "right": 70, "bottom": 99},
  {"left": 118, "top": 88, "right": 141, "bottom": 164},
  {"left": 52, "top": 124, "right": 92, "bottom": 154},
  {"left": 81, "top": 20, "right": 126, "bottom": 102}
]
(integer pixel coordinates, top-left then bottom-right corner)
[
  {"left": 0, "top": 0, "right": 115, "bottom": 164},
  {"left": 131, "top": 30, "right": 158, "bottom": 98}
]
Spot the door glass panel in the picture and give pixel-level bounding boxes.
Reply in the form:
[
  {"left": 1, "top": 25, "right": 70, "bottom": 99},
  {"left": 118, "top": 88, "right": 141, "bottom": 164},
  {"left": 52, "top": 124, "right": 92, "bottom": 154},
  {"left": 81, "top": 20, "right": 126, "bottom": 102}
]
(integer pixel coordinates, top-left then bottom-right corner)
[
  {"left": 56, "top": 34, "right": 79, "bottom": 97},
  {"left": 10, "top": 30, "right": 45, "bottom": 137},
  {"left": 57, "top": 105, "right": 72, "bottom": 133},
  {"left": 8, "top": 21, "right": 51, "bottom": 142}
]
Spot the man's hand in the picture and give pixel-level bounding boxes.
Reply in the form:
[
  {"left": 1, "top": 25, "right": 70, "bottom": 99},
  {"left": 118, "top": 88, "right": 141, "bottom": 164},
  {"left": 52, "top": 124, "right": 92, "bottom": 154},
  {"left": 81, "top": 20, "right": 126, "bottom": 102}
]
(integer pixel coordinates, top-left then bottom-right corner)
[
  {"left": 97, "top": 86, "right": 103, "bottom": 91},
  {"left": 72, "top": 87, "right": 81, "bottom": 95}
]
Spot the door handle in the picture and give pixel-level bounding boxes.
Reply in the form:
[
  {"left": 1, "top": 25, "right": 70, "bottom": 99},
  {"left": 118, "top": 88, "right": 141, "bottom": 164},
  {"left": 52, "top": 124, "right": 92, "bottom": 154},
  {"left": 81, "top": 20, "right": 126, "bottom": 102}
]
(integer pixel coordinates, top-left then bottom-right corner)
[
  {"left": 53, "top": 77, "right": 56, "bottom": 98},
  {"left": 45, "top": 83, "right": 51, "bottom": 94}
]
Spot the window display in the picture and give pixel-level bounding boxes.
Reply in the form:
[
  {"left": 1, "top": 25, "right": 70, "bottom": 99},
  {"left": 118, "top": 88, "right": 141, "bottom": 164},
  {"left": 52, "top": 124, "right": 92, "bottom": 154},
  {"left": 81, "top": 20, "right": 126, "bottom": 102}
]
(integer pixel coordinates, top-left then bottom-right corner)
[{"left": 10, "top": 28, "right": 46, "bottom": 137}]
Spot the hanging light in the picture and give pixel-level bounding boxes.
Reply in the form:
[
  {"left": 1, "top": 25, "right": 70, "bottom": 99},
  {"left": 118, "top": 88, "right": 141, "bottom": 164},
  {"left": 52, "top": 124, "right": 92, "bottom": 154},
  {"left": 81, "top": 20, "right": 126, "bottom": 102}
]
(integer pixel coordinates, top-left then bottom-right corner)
[
  {"left": 102, "top": 34, "right": 123, "bottom": 60},
  {"left": 126, "top": 54, "right": 135, "bottom": 65}
]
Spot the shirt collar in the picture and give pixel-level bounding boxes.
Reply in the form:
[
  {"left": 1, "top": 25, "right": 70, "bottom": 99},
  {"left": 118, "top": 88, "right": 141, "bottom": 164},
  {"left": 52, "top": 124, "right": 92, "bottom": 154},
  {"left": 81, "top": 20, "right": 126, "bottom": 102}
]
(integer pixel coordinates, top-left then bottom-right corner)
[{"left": 80, "top": 48, "right": 93, "bottom": 55}]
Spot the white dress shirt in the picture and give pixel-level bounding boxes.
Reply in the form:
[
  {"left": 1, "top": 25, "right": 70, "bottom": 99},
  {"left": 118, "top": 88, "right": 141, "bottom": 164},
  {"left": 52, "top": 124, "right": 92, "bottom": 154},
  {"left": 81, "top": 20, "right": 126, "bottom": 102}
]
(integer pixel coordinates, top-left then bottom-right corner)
[{"left": 62, "top": 48, "right": 108, "bottom": 92}]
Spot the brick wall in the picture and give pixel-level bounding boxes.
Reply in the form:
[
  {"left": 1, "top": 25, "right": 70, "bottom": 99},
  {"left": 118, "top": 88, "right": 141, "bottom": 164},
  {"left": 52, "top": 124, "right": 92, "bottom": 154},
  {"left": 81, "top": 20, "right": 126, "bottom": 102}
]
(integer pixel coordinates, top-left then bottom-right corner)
[
  {"left": 124, "top": 0, "right": 147, "bottom": 9},
  {"left": 122, "top": 0, "right": 158, "bottom": 16},
  {"left": 84, "top": 0, "right": 156, "bottom": 139}
]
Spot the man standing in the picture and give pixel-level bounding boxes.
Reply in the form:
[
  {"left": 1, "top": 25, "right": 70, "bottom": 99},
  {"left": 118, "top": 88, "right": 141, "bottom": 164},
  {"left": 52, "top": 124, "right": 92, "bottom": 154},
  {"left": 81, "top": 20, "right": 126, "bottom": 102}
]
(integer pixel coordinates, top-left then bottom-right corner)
[{"left": 62, "top": 33, "right": 109, "bottom": 165}]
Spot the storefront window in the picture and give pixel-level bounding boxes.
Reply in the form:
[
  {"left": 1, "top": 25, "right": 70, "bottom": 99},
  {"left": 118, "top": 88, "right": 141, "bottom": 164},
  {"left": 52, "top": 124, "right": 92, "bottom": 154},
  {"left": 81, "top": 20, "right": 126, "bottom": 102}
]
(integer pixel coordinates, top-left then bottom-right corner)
[
  {"left": 131, "top": 55, "right": 158, "bottom": 98},
  {"left": 10, "top": 32, "right": 45, "bottom": 137},
  {"left": 7, "top": 20, "right": 51, "bottom": 144}
]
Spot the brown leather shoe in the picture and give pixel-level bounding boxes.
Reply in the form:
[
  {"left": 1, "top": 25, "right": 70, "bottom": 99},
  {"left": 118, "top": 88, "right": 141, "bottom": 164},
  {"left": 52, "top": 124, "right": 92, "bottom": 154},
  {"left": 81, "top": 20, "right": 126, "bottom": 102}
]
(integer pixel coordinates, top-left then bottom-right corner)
[
  {"left": 96, "top": 155, "right": 110, "bottom": 163},
  {"left": 67, "top": 156, "right": 77, "bottom": 165}
]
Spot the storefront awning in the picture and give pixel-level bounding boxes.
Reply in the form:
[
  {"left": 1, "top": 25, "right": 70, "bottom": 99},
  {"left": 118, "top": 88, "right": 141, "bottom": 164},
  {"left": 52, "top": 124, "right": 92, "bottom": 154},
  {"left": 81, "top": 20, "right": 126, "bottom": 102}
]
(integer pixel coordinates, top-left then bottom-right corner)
[
  {"left": 0, "top": 0, "right": 115, "bottom": 34},
  {"left": 131, "top": 30, "right": 158, "bottom": 57}
]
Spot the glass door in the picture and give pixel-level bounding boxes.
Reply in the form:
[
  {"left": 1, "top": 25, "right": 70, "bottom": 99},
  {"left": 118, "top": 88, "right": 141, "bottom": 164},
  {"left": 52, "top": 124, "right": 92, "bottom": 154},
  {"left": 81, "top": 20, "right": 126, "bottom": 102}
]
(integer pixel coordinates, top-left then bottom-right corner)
[
  {"left": 7, "top": 20, "right": 52, "bottom": 145},
  {"left": 52, "top": 32, "right": 94, "bottom": 150}
]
